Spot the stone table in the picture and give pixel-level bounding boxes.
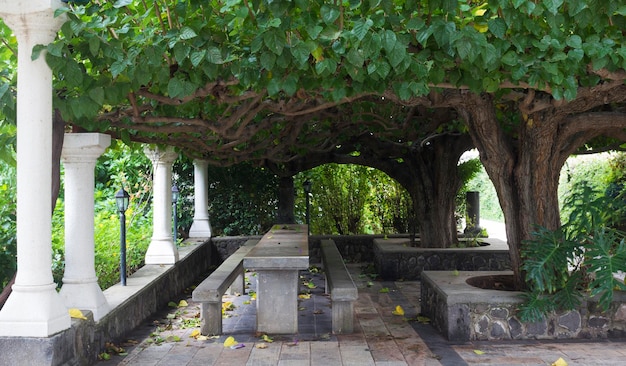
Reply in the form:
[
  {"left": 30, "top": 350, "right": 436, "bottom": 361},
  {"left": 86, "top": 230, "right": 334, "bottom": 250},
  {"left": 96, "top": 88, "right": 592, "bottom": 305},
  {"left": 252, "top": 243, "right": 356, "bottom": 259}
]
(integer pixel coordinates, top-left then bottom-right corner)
[{"left": 243, "top": 224, "right": 309, "bottom": 334}]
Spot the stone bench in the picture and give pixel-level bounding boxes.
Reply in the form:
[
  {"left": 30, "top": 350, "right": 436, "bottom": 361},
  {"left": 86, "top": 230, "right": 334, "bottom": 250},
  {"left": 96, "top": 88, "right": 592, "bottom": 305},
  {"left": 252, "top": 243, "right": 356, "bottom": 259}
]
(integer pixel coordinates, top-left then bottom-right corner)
[
  {"left": 320, "top": 239, "right": 358, "bottom": 334},
  {"left": 192, "top": 239, "right": 258, "bottom": 335}
]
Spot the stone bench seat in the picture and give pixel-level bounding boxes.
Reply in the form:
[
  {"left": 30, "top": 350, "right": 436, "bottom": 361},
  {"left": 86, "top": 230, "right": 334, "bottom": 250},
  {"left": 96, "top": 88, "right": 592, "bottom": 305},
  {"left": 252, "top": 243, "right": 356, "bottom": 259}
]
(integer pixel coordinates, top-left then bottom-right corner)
[
  {"left": 192, "top": 239, "right": 258, "bottom": 335},
  {"left": 320, "top": 239, "right": 358, "bottom": 334}
]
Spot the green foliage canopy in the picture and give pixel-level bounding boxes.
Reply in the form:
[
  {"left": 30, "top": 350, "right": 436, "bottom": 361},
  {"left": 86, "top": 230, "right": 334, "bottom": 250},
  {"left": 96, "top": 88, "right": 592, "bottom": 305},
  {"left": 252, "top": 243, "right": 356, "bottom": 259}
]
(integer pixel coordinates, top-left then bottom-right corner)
[{"left": 1, "top": 0, "right": 620, "bottom": 162}]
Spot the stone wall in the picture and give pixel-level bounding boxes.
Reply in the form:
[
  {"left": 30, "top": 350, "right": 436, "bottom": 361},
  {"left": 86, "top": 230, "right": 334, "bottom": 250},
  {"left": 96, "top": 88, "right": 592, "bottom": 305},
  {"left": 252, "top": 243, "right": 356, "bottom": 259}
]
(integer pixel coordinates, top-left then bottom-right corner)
[
  {"left": 421, "top": 271, "right": 626, "bottom": 342},
  {"left": 212, "top": 234, "right": 401, "bottom": 264},
  {"left": 0, "top": 238, "right": 213, "bottom": 366},
  {"left": 374, "top": 238, "right": 511, "bottom": 280}
]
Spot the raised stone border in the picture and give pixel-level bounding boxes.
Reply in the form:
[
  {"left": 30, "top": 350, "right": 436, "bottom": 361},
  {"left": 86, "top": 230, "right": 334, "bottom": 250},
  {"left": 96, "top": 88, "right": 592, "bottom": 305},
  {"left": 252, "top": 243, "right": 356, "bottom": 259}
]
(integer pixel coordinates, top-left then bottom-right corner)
[
  {"left": 374, "top": 238, "right": 511, "bottom": 280},
  {"left": 421, "top": 270, "right": 626, "bottom": 341},
  {"left": 0, "top": 238, "right": 212, "bottom": 366}
]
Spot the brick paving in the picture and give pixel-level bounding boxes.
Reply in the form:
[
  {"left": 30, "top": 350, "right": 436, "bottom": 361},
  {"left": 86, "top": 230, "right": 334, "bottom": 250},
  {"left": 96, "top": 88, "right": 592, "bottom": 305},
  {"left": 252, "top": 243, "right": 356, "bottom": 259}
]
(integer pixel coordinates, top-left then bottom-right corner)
[{"left": 99, "top": 263, "right": 626, "bottom": 366}]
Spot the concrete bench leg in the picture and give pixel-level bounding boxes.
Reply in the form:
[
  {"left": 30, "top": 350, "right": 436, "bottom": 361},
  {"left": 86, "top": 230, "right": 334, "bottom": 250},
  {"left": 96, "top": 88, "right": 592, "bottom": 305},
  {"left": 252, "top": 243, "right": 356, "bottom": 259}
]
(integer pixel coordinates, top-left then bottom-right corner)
[
  {"left": 332, "top": 300, "right": 354, "bottom": 334},
  {"left": 200, "top": 302, "right": 223, "bottom": 335},
  {"left": 227, "top": 271, "right": 245, "bottom": 296}
]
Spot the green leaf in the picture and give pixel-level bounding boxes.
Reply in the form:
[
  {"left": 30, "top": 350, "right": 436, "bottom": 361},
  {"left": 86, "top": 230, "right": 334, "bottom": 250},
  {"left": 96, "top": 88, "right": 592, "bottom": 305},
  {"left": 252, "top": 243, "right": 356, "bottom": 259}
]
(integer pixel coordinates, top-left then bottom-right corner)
[
  {"left": 387, "top": 43, "right": 406, "bottom": 69},
  {"left": 173, "top": 43, "right": 191, "bottom": 65},
  {"left": 113, "top": 0, "right": 133, "bottom": 8},
  {"left": 264, "top": 29, "right": 287, "bottom": 55},
  {"left": 290, "top": 41, "right": 310, "bottom": 67},
  {"left": 432, "top": 21, "right": 456, "bottom": 48},
  {"left": 260, "top": 52, "right": 276, "bottom": 70},
  {"left": 267, "top": 77, "right": 280, "bottom": 96},
  {"left": 206, "top": 47, "right": 224, "bottom": 64},
  {"left": 167, "top": 77, "right": 196, "bottom": 98},
  {"left": 179, "top": 26, "right": 197, "bottom": 40},
  {"left": 110, "top": 60, "right": 127, "bottom": 78},
  {"left": 346, "top": 48, "right": 364, "bottom": 67},
  {"left": 488, "top": 18, "right": 507, "bottom": 39},
  {"left": 46, "top": 42, "right": 64, "bottom": 58},
  {"left": 88, "top": 37, "right": 100, "bottom": 57},
  {"left": 542, "top": 0, "right": 563, "bottom": 15},
  {"left": 190, "top": 50, "right": 206, "bottom": 67},
  {"left": 381, "top": 30, "right": 397, "bottom": 54},
  {"left": 351, "top": 18, "right": 373, "bottom": 41},
  {"left": 566, "top": 35, "right": 583, "bottom": 49},
  {"left": 361, "top": 32, "right": 382, "bottom": 59},
  {"left": 406, "top": 17, "right": 425, "bottom": 31},
  {"left": 320, "top": 4, "right": 340, "bottom": 25},
  {"left": 88, "top": 87, "right": 105, "bottom": 105},
  {"left": 282, "top": 74, "right": 298, "bottom": 96}
]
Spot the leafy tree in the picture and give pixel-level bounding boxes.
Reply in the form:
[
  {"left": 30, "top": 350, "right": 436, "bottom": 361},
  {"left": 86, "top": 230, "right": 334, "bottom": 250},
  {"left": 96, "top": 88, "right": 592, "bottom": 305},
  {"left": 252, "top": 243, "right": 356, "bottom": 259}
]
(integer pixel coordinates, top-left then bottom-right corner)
[
  {"left": 1, "top": 1, "right": 625, "bottom": 288},
  {"left": 304, "top": 164, "right": 372, "bottom": 235},
  {"left": 203, "top": 163, "right": 279, "bottom": 236}
]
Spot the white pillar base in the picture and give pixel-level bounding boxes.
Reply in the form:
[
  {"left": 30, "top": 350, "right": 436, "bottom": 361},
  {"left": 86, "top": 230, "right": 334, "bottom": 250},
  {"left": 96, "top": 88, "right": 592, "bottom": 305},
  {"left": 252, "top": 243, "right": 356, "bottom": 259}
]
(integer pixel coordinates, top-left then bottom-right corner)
[
  {"left": 59, "top": 280, "right": 110, "bottom": 321},
  {"left": 189, "top": 219, "right": 212, "bottom": 238},
  {"left": 145, "top": 237, "right": 179, "bottom": 264},
  {"left": 0, "top": 283, "right": 71, "bottom": 337}
]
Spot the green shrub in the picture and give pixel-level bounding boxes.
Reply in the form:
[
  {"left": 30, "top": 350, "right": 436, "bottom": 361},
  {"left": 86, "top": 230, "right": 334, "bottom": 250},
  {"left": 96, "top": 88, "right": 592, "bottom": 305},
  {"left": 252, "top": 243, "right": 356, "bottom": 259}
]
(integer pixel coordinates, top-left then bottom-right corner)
[
  {"left": 51, "top": 198, "right": 152, "bottom": 290},
  {"left": 0, "top": 164, "right": 16, "bottom": 289},
  {"left": 519, "top": 183, "right": 626, "bottom": 322}
]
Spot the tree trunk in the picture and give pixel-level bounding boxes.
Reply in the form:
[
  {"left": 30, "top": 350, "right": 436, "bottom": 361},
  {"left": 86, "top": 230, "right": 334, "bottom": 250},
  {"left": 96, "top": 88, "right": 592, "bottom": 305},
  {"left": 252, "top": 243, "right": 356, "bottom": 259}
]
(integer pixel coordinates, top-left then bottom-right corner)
[
  {"left": 276, "top": 175, "right": 295, "bottom": 224},
  {"left": 52, "top": 110, "right": 64, "bottom": 210},
  {"left": 406, "top": 134, "right": 473, "bottom": 248},
  {"left": 458, "top": 94, "right": 564, "bottom": 290}
]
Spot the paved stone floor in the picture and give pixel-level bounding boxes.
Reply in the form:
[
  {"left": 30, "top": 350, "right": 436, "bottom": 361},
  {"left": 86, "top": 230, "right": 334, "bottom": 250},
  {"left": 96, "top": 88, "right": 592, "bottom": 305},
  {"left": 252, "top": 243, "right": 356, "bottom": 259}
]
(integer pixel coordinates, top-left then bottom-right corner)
[{"left": 99, "top": 263, "right": 626, "bottom": 366}]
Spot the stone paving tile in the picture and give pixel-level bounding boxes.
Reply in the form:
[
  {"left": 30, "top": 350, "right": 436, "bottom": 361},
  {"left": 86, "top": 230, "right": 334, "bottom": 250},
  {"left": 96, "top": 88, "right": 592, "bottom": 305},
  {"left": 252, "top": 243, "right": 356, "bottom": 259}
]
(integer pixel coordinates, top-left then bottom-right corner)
[
  {"left": 99, "top": 263, "right": 626, "bottom": 366},
  {"left": 246, "top": 342, "right": 281, "bottom": 366},
  {"left": 310, "top": 341, "right": 342, "bottom": 365},
  {"left": 339, "top": 344, "right": 376, "bottom": 366},
  {"left": 187, "top": 344, "right": 225, "bottom": 366}
]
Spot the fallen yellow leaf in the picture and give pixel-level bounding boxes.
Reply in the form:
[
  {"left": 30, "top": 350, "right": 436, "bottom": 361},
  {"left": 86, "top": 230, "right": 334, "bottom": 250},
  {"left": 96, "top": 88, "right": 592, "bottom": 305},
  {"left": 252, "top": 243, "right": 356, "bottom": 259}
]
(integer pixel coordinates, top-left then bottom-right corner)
[
  {"left": 261, "top": 334, "right": 274, "bottom": 343},
  {"left": 552, "top": 357, "right": 568, "bottom": 366},
  {"left": 473, "top": 350, "right": 485, "bottom": 355},
  {"left": 178, "top": 300, "right": 188, "bottom": 307},
  {"left": 69, "top": 308, "right": 87, "bottom": 320},
  {"left": 298, "top": 294, "right": 311, "bottom": 299},
  {"left": 224, "top": 336, "right": 237, "bottom": 348},
  {"left": 190, "top": 329, "right": 201, "bottom": 339},
  {"left": 392, "top": 305, "right": 404, "bottom": 316},
  {"left": 256, "top": 343, "right": 268, "bottom": 349}
]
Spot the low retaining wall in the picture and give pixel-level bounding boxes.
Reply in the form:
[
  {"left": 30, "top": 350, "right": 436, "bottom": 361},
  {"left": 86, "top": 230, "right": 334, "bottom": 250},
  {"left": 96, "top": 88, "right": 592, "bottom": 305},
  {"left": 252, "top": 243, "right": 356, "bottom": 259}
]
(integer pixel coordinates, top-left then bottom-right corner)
[
  {"left": 374, "top": 238, "right": 511, "bottom": 280},
  {"left": 421, "top": 271, "right": 626, "bottom": 342},
  {"left": 0, "top": 237, "right": 212, "bottom": 366}
]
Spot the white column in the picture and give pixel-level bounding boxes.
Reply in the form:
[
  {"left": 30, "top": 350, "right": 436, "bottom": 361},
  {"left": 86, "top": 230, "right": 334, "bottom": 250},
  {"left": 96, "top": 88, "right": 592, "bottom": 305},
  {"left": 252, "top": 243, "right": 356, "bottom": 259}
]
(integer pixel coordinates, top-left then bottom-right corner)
[
  {"left": 188, "top": 159, "right": 212, "bottom": 238},
  {"left": 0, "top": 1, "right": 71, "bottom": 337},
  {"left": 59, "top": 133, "right": 111, "bottom": 321},
  {"left": 144, "top": 146, "right": 179, "bottom": 264}
]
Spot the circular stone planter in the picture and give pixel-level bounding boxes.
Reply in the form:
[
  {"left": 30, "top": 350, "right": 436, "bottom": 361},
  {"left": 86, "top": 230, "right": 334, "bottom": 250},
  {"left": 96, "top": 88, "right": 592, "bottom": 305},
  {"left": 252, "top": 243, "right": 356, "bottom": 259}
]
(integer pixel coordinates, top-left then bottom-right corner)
[
  {"left": 373, "top": 238, "right": 511, "bottom": 280},
  {"left": 421, "top": 270, "right": 626, "bottom": 341}
]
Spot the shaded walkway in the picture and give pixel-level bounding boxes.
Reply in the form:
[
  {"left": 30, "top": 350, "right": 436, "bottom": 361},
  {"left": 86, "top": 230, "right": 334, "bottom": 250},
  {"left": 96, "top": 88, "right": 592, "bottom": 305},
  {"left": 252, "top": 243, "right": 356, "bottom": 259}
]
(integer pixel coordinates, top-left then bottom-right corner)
[{"left": 99, "top": 263, "right": 626, "bottom": 366}]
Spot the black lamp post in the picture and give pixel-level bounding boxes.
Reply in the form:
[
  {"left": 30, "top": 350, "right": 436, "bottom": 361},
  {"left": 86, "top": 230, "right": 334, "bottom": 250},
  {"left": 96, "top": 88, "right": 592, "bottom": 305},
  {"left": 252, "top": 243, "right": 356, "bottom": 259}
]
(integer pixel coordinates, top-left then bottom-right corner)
[
  {"left": 172, "top": 184, "right": 179, "bottom": 244},
  {"left": 303, "top": 180, "right": 312, "bottom": 234},
  {"left": 115, "top": 188, "right": 130, "bottom": 286}
]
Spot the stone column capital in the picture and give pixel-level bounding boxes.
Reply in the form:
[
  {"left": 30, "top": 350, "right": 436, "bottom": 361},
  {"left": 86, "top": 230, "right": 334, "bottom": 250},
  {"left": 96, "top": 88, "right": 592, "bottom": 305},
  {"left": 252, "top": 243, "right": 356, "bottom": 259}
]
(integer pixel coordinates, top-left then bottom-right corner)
[
  {"left": 0, "top": 0, "right": 67, "bottom": 45},
  {"left": 144, "top": 146, "right": 178, "bottom": 165},
  {"left": 193, "top": 159, "right": 209, "bottom": 167},
  {"left": 61, "top": 133, "right": 111, "bottom": 163}
]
